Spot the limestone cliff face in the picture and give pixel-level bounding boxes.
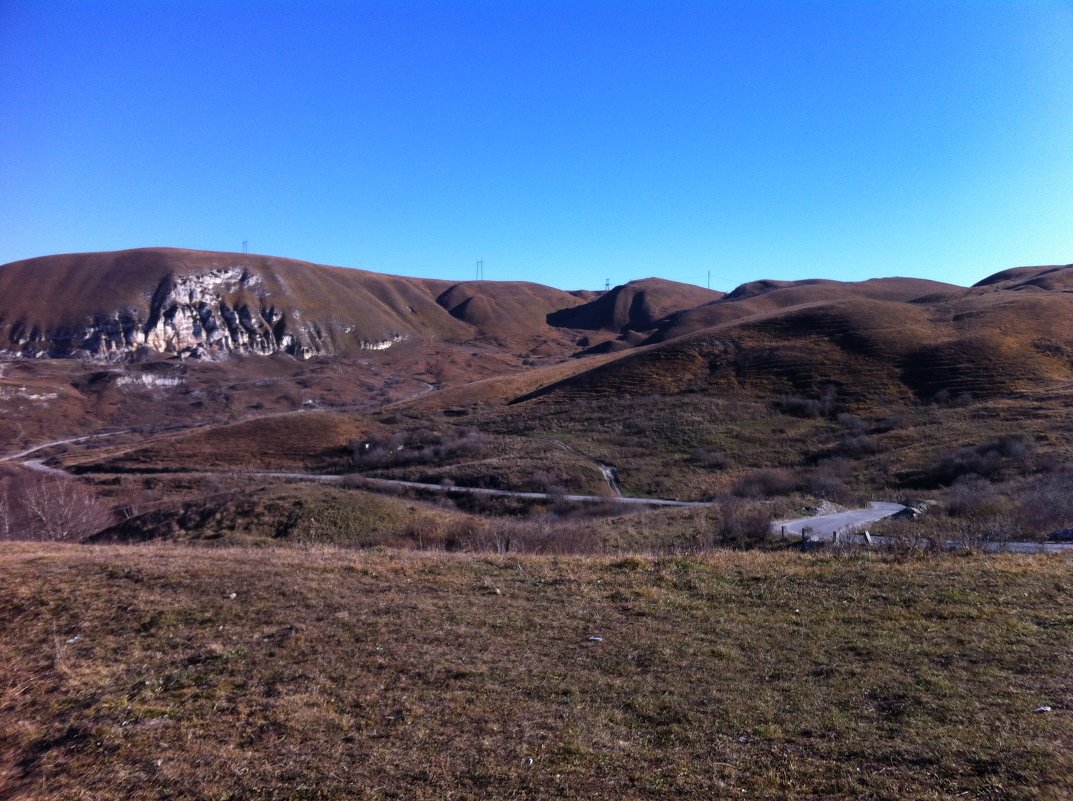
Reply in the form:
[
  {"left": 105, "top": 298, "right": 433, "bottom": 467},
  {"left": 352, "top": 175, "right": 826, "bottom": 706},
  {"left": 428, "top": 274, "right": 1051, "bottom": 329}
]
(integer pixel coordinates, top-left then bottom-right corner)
[
  {"left": 2, "top": 266, "right": 405, "bottom": 361},
  {"left": 139, "top": 268, "right": 315, "bottom": 358}
]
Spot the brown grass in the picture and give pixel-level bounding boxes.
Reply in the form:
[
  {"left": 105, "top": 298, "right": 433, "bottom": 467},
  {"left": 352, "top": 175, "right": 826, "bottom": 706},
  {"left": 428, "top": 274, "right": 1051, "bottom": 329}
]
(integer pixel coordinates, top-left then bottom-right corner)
[
  {"left": 1, "top": 544, "right": 1070, "bottom": 800},
  {"left": 69, "top": 412, "right": 379, "bottom": 473}
]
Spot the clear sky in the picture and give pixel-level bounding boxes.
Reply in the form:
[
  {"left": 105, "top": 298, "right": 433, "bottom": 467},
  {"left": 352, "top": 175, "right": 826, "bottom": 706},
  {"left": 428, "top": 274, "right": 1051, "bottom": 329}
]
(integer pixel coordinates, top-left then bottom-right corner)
[{"left": 2, "top": 1, "right": 1071, "bottom": 291}]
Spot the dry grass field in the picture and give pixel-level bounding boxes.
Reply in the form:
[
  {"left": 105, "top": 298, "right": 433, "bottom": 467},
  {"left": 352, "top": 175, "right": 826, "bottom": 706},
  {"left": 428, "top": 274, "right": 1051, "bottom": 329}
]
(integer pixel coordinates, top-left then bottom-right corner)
[{"left": 2, "top": 544, "right": 1071, "bottom": 801}]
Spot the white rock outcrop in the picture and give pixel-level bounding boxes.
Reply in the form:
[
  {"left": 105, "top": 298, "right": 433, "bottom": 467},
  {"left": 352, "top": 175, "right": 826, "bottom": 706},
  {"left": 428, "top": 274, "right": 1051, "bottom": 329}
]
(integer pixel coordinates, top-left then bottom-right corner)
[{"left": 1, "top": 266, "right": 412, "bottom": 362}]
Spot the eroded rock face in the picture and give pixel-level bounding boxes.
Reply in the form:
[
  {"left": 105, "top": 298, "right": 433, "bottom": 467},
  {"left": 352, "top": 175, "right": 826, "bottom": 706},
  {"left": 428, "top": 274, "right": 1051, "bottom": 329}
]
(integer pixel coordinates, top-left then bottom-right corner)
[
  {"left": 141, "top": 268, "right": 297, "bottom": 358},
  {"left": 2, "top": 267, "right": 405, "bottom": 361}
]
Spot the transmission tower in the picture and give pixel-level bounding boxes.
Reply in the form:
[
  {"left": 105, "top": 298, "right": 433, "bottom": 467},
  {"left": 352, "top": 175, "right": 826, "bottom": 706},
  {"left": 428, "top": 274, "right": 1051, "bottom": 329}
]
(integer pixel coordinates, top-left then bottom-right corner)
[
  {"left": 242, "top": 239, "right": 248, "bottom": 254},
  {"left": 605, "top": 278, "right": 610, "bottom": 291},
  {"left": 476, "top": 259, "right": 484, "bottom": 280}
]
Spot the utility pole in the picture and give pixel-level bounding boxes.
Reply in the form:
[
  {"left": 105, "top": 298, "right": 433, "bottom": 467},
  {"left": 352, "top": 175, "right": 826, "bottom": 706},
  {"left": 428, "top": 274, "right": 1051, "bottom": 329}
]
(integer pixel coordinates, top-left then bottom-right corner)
[{"left": 242, "top": 239, "right": 248, "bottom": 255}]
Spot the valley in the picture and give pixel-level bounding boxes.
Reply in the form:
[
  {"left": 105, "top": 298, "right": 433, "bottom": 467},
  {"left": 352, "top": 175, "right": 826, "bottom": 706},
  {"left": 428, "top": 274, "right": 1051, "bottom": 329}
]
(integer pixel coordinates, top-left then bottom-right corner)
[
  {"left": 3, "top": 248, "right": 1073, "bottom": 800},
  {"left": 2, "top": 247, "right": 1073, "bottom": 551}
]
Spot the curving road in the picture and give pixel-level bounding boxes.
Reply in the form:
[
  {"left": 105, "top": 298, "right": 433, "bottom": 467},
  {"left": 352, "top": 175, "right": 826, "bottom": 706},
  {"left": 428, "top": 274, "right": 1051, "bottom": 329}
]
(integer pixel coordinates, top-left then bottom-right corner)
[
  {"left": 5, "top": 430, "right": 1072, "bottom": 553},
  {"left": 253, "top": 472, "right": 700, "bottom": 507},
  {"left": 774, "top": 502, "right": 1073, "bottom": 554},
  {"left": 774, "top": 502, "right": 907, "bottom": 539},
  {"left": 0, "top": 432, "right": 128, "bottom": 463}
]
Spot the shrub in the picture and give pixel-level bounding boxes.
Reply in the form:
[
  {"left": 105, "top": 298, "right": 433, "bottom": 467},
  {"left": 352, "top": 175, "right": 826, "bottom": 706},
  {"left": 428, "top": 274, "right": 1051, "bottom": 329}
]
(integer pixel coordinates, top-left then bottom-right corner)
[
  {"left": 690, "top": 449, "right": 733, "bottom": 470},
  {"left": 806, "top": 459, "right": 851, "bottom": 503},
  {"left": 875, "top": 413, "right": 908, "bottom": 433},
  {"left": 777, "top": 384, "right": 839, "bottom": 419},
  {"left": 715, "top": 497, "right": 773, "bottom": 548},
  {"left": 1010, "top": 472, "right": 1073, "bottom": 537},
  {"left": 931, "top": 389, "right": 974, "bottom": 407},
  {"left": 831, "top": 434, "right": 880, "bottom": 458},
  {"left": 777, "top": 396, "right": 825, "bottom": 419},
  {"left": 733, "top": 469, "right": 798, "bottom": 498},
  {"left": 835, "top": 413, "right": 867, "bottom": 433},
  {"left": 351, "top": 426, "right": 493, "bottom": 469},
  {"left": 946, "top": 478, "right": 1011, "bottom": 519},
  {"left": 915, "top": 435, "right": 1035, "bottom": 487},
  {"left": 445, "top": 517, "right": 603, "bottom": 555}
]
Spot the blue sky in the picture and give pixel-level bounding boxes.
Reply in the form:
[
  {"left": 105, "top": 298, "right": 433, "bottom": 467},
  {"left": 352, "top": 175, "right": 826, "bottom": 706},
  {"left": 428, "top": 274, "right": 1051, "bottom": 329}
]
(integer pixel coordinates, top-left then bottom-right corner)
[{"left": 2, "top": 1, "right": 1071, "bottom": 290}]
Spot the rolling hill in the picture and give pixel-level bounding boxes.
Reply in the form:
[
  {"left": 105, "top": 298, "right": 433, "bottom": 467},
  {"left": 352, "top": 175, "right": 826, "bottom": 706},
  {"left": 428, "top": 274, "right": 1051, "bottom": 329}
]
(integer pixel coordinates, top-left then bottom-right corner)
[
  {"left": 0, "top": 248, "right": 714, "bottom": 363},
  {"left": 506, "top": 266, "right": 1073, "bottom": 406},
  {"left": 5, "top": 249, "right": 1073, "bottom": 512}
]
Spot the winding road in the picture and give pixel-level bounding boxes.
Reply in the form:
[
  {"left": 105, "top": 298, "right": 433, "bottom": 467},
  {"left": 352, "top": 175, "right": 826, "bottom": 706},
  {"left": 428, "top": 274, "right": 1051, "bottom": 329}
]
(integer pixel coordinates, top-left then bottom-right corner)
[
  {"left": 254, "top": 472, "right": 695, "bottom": 507},
  {"left": 0, "top": 432, "right": 128, "bottom": 463},
  {"left": 774, "top": 502, "right": 1073, "bottom": 554},
  {"left": 3, "top": 429, "right": 1072, "bottom": 553},
  {"left": 774, "top": 502, "right": 908, "bottom": 539}
]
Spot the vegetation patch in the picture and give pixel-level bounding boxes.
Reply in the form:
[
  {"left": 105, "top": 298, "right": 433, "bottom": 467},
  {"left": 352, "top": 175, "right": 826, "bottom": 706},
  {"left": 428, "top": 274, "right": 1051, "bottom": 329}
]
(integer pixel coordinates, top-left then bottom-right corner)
[{"left": 1, "top": 544, "right": 1070, "bottom": 800}]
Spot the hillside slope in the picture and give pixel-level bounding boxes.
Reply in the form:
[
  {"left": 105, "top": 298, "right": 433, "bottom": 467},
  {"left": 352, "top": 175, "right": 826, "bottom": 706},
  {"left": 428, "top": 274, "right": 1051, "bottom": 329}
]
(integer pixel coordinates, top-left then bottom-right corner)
[
  {"left": 510, "top": 266, "right": 1073, "bottom": 405},
  {"left": 0, "top": 248, "right": 476, "bottom": 359}
]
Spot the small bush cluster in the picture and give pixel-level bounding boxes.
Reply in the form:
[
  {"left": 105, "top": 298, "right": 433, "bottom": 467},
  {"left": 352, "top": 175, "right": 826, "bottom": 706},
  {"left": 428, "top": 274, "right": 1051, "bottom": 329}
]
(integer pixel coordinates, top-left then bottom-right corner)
[
  {"left": 804, "top": 458, "right": 853, "bottom": 503},
  {"left": 1013, "top": 472, "right": 1073, "bottom": 535},
  {"left": 714, "top": 497, "right": 773, "bottom": 549},
  {"left": 930, "top": 389, "right": 974, "bottom": 407},
  {"left": 350, "top": 426, "right": 490, "bottom": 469},
  {"left": 916, "top": 434, "right": 1035, "bottom": 487},
  {"left": 733, "top": 469, "right": 797, "bottom": 498},
  {"left": 690, "top": 448, "right": 733, "bottom": 470},
  {"left": 445, "top": 517, "right": 604, "bottom": 554},
  {"left": 776, "top": 384, "right": 839, "bottom": 419},
  {"left": 733, "top": 461, "right": 853, "bottom": 503}
]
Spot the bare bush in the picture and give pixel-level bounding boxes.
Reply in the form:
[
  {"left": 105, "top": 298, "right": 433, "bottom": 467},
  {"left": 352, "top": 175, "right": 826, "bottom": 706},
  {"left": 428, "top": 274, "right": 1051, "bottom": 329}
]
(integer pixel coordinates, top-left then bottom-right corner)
[
  {"left": 831, "top": 433, "right": 880, "bottom": 458},
  {"left": 691, "top": 449, "right": 733, "bottom": 470},
  {"left": 0, "top": 473, "right": 39, "bottom": 541},
  {"left": 777, "top": 396, "right": 825, "bottom": 419},
  {"left": 1, "top": 476, "right": 114, "bottom": 541},
  {"left": 777, "top": 384, "right": 839, "bottom": 419},
  {"left": 733, "top": 469, "right": 798, "bottom": 498},
  {"left": 716, "top": 497, "right": 772, "bottom": 548},
  {"left": 806, "top": 458, "right": 851, "bottom": 503},
  {"left": 875, "top": 413, "right": 908, "bottom": 433},
  {"left": 835, "top": 413, "right": 867, "bottom": 433},
  {"left": 929, "top": 389, "right": 974, "bottom": 407},
  {"left": 350, "top": 426, "right": 492, "bottom": 469},
  {"left": 1010, "top": 472, "right": 1073, "bottom": 537},
  {"left": 946, "top": 478, "right": 1011, "bottom": 519},
  {"left": 529, "top": 469, "right": 568, "bottom": 494},
  {"left": 916, "top": 435, "right": 1035, "bottom": 487},
  {"left": 445, "top": 517, "right": 603, "bottom": 555}
]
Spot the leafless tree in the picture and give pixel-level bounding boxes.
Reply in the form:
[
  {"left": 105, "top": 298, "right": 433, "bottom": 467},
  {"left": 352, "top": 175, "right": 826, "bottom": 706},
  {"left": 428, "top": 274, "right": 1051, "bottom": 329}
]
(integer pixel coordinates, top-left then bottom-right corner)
[{"left": 22, "top": 479, "right": 114, "bottom": 541}]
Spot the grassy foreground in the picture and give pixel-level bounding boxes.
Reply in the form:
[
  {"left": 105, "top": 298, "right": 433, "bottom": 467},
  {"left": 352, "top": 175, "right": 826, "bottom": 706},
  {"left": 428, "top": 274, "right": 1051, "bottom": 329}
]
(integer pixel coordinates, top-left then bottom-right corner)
[{"left": 1, "top": 544, "right": 1071, "bottom": 800}]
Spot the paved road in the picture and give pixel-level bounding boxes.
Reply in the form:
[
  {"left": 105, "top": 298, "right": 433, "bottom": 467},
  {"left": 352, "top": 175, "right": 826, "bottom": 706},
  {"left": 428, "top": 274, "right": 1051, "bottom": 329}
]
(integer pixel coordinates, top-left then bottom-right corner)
[
  {"left": 6, "top": 428, "right": 1072, "bottom": 553},
  {"left": 0, "top": 432, "right": 128, "bottom": 463},
  {"left": 774, "top": 502, "right": 1073, "bottom": 554},
  {"left": 774, "top": 502, "right": 907, "bottom": 539},
  {"left": 254, "top": 472, "right": 703, "bottom": 507}
]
